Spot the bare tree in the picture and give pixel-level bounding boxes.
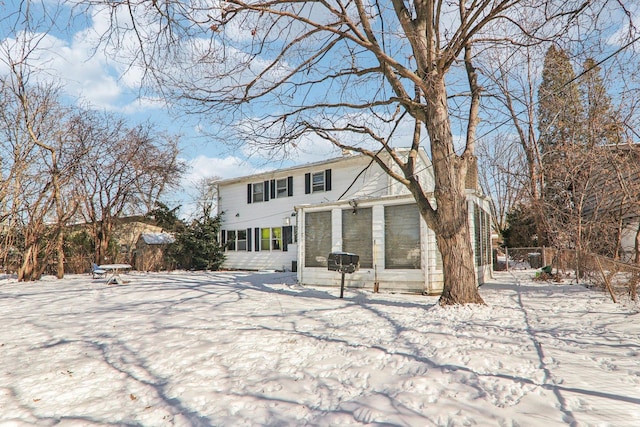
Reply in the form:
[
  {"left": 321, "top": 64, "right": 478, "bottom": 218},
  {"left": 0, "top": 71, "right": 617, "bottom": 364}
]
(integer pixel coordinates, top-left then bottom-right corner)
[
  {"left": 73, "top": 112, "right": 184, "bottom": 264},
  {"left": 86, "top": 0, "right": 623, "bottom": 304},
  {"left": 0, "top": 9, "right": 83, "bottom": 280},
  {"left": 477, "top": 134, "right": 527, "bottom": 238},
  {"left": 482, "top": 45, "right": 548, "bottom": 245}
]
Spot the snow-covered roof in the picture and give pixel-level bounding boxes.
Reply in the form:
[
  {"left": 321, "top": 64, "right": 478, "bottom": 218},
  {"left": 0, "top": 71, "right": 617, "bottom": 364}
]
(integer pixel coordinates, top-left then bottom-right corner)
[{"left": 139, "top": 232, "right": 175, "bottom": 245}]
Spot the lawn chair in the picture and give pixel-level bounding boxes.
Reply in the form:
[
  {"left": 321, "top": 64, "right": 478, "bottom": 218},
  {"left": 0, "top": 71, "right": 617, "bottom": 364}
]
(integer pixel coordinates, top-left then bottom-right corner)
[{"left": 92, "top": 263, "right": 107, "bottom": 279}]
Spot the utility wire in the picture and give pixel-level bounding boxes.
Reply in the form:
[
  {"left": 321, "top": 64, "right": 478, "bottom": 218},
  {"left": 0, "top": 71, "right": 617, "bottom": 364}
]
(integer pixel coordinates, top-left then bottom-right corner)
[{"left": 337, "top": 34, "right": 640, "bottom": 198}]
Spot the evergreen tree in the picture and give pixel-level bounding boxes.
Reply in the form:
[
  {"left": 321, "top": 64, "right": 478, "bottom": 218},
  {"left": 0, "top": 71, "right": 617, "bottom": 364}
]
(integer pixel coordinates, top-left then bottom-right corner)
[
  {"left": 146, "top": 202, "right": 185, "bottom": 233},
  {"left": 538, "top": 46, "right": 584, "bottom": 151},
  {"left": 581, "top": 58, "right": 622, "bottom": 147},
  {"left": 503, "top": 204, "right": 539, "bottom": 248},
  {"left": 537, "top": 46, "right": 585, "bottom": 247},
  {"left": 169, "top": 207, "right": 225, "bottom": 271}
]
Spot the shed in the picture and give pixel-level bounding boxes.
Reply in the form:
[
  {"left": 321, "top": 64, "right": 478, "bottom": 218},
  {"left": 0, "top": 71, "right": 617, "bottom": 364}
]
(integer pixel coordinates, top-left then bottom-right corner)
[{"left": 134, "top": 232, "right": 176, "bottom": 271}]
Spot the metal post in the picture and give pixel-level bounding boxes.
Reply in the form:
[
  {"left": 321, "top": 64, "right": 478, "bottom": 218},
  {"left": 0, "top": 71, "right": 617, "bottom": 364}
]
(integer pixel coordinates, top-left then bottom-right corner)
[
  {"left": 505, "top": 247, "right": 509, "bottom": 271},
  {"left": 340, "top": 271, "right": 345, "bottom": 298}
]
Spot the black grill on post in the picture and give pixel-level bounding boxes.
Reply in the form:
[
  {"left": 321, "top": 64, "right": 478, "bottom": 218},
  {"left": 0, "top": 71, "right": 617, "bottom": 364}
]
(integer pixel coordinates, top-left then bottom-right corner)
[{"left": 327, "top": 252, "right": 359, "bottom": 298}]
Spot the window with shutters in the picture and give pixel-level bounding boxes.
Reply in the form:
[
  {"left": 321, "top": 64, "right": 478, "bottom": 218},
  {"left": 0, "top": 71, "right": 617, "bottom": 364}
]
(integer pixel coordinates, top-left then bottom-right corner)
[
  {"left": 252, "top": 182, "right": 265, "bottom": 203},
  {"left": 261, "top": 228, "right": 271, "bottom": 251},
  {"left": 227, "top": 230, "right": 236, "bottom": 251},
  {"left": 305, "top": 211, "right": 332, "bottom": 267},
  {"left": 271, "top": 227, "right": 282, "bottom": 250},
  {"left": 224, "top": 229, "right": 248, "bottom": 251},
  {"left": 312, "top": 172, "right": 325, "bottom": 192},
  {"left": 305, "top": 169, "right": 331, "bottom": 194},
  {"left": 237, "top": 229, "right": 247, "bottom": 251},
  {"left": 342, "top": 208, "right": 372, "bottom": 268},
  {"left": 276, "top": 178, "right": 288, "bottom": 198},
  {"left": 384, "top": 204, "right": 421, "bottom": 269}
]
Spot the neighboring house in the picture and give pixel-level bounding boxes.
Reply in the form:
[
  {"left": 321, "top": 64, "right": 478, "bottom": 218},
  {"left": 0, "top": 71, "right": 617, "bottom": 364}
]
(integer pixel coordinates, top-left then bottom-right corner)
[
  {"left": 582, "top": 143, "right": 640, "bottom": 262},
  {"left": 133, "top": 232, "right": 176, "bottom": 271},
  {"left": 111, "top": 216, "right": 164, "bottom": 262},
  {"left": 215, "top": 149, "right": 492, "bottom": 293}
]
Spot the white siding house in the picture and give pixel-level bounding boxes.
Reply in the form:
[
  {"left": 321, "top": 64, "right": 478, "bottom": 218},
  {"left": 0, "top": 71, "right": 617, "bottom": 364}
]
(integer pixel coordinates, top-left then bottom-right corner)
[{"left": 215, "top": 150, "right": 492, "bottom": 293}]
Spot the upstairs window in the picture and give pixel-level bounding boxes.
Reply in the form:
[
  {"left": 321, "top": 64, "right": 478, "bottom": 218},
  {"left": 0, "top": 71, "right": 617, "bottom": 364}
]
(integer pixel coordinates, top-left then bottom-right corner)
[
  {"left": 276, "top": 178, "right": 289, "bottom": 198},
  {"left": 252, "top": 182, "right": 265, "bottom": 203},
  {"left": 312, "top": 172, "right": 325, "bottom": 192},
  {"left": 305, "top": 169, "right": 332, "bottom": 194},
  {"left": 249, "top": 177, "right": 292, "bottom": 203}
]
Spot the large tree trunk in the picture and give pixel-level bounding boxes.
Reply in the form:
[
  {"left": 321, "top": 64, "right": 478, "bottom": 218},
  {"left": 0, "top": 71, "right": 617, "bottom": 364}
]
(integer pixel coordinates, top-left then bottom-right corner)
[
  {"left": 423, "top": 75, "right": 485, "bottom": 306},
  {"left": 634, "top": 222, "right": 640, "bottom": 264},
  {"left": 437, "top": 221, "right": 484, "bottom": 305},
  {"left": 55, "top": 228, "right": 65, "bottom": 279},
  {"left": 95, "top": 220, "right": 113, "bottom": 264},
  {"left": 18, "top": 243, "right": 39, "bottom": 281}
]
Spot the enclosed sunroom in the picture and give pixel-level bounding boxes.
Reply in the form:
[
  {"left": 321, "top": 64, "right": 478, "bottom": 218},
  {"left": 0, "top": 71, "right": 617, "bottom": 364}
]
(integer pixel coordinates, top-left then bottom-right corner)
[{"left": 296, "top": 192, "right": 492, "bottom": 294}]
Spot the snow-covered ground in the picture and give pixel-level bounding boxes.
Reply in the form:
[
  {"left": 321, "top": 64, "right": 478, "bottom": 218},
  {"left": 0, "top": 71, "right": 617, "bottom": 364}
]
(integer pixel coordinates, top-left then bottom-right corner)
[{"left": 1, "top": 269, "right": 639, "bottom": 426}]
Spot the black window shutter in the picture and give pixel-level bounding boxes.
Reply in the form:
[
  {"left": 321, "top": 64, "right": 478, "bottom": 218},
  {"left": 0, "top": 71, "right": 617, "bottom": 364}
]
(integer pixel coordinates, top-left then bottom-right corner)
[
  {"left": 283, "top": 226, "right": 292, "bottom": 252},
  {"left": 325, "top": 169, "right": 332, "bottom": 191},
  {"left": 221, "top": 230, "right": 227, "bottom": 250},
  {"left": 254, "top": 228, "right": 260, "bottom": 251},
  {"left": 270, "top": 179, "right": 276, "bottom": 199},
  {"left": 287, "top": 176, "right": 293, "bottom": 196},
  {"left": 246, "top": 228, "right": 252, "bottom": 252},
  {"left": 247, "top": 183, "right": 252, "bottom": 204},
  {"left": 305, "top": 173, "right": 311, "bottom": 194},
  {"left": 264, "top": 180, "right": 270, "bottom": 201}
]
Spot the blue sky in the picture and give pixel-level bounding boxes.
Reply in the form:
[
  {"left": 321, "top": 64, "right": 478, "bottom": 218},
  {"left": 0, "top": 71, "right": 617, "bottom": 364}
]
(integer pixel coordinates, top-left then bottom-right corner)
[
  {"left": 0, "top": 1, "right": 346, "bottom": 216},
  {"left": 2, "top": 1, "right": 638, "bottom": 217}
]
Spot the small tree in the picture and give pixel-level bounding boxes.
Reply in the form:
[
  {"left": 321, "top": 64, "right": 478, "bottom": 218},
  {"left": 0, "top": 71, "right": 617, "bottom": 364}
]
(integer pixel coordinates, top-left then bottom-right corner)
[{"left": 170, "top": 208, "right": 225, "bottom": 271}]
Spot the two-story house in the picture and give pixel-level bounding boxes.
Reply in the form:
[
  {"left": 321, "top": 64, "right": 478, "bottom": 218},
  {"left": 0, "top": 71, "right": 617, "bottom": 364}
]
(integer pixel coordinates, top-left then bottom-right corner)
[{"left": 215, "top": 149, "right": 492, "bottom": 294}]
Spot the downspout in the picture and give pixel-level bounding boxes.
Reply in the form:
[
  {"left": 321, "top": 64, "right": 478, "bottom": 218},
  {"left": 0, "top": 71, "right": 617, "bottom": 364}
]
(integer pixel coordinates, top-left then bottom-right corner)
[{"left": 296, "top": 206, "right": 303, "bottom": 284}]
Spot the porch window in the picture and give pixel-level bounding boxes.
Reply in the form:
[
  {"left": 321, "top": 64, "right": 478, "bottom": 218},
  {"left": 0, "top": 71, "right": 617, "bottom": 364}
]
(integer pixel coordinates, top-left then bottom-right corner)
[
  {"left": 384, "top": 204, "right": 421, "bottom": 269},
  {"left": 473, "top": 203, "right": 492, "bottom": 266},
  {"left": 342, "top": 208, "right": 373, "bottom": 268},
  {"left": 305, "top": 211, "right": 332, "bottom": 267}
]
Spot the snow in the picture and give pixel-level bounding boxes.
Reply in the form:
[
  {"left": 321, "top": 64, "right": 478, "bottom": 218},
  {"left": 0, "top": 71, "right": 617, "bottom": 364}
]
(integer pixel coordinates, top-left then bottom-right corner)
[
  {"left": 140, "top": 233, "right": 176, "bottom": 245},
  {"left": 1, "top": 269, "right": 640, "bottom": 426}
]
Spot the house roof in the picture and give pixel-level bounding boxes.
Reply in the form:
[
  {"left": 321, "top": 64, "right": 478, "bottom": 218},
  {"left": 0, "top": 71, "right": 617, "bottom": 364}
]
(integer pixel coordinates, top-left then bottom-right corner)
[
  {"left": 582, "top": 143, "right": 640, "bottom": 222},
  {"left": 213, "top": 148, "right": 432, "bottom": 186},
  {"left": 139, "top": 233, "right": 175, "bottom": 245}
]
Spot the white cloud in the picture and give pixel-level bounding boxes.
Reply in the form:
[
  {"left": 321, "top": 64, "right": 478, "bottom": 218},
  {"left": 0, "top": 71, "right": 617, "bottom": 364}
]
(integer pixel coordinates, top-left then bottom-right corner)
[{"left": 182, "top": 154, "right": 263, "bottom": 184}]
